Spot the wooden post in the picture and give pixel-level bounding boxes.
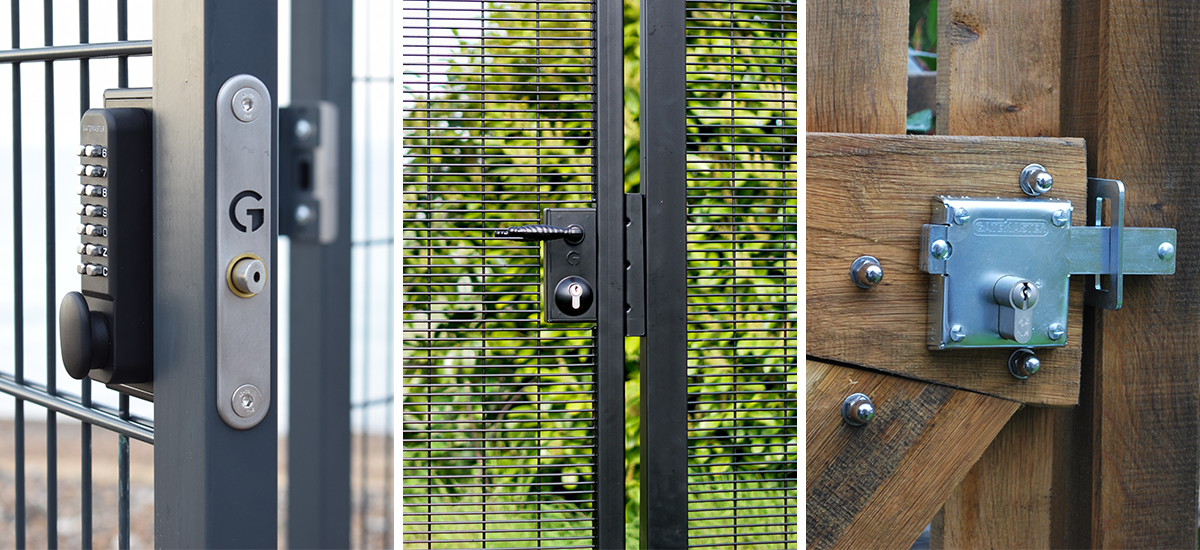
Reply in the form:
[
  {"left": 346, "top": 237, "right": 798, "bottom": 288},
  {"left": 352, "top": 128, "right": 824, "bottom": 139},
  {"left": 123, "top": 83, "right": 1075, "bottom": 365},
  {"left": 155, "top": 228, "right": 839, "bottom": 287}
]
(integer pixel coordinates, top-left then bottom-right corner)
[{"left": 1056, "top": 1, "right": 1200, "bottom": 546}]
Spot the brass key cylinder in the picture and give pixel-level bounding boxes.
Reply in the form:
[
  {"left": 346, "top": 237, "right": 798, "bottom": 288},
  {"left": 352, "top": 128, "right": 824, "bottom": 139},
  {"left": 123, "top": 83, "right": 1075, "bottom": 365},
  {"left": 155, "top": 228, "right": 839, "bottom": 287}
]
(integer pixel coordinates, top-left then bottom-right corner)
[{"left": 227, "top": 253, "right": 267, "bottom": 298}]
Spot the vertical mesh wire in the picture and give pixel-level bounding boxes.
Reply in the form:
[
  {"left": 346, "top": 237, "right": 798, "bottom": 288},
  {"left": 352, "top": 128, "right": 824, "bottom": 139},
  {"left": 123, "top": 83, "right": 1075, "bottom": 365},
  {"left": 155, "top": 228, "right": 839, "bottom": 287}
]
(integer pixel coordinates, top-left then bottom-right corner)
[
  {"left": 684, "top": 1, "right": 797, "bottom": 547},
  {"left": 402, "top": 1, "right": 599, "bottom": 548},
  {"left": 351, "top": 0, "right": 396, "bottom": 548},
  {"left": 0, "top": 1, "right": 155, "bottom": 548}
]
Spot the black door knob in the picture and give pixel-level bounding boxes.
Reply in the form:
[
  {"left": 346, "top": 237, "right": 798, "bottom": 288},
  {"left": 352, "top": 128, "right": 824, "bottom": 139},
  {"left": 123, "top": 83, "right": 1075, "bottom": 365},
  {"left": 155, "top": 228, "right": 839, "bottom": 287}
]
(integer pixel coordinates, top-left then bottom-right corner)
[
  {"left": 59, "top": 291, "right": 110, "bottom": 380},
  {"left": 554, "top": 276, "right": 594, "bottom": 316}
]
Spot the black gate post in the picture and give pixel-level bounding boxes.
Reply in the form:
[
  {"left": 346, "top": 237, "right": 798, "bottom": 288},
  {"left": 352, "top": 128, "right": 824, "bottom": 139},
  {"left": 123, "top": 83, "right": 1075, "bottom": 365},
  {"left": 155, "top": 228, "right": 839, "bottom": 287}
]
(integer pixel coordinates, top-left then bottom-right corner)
[
  {"left": 152, "top": 1, "right": 278, "bottom": 546},
  {"left": 638, "top": 0, "right": 689, "bottom": 547},
  {"left": 286, "top": 0, "right": 353, "bottom": 548},
  {"left": 596, "top": 0, "right": 629, "bottom": 547}
]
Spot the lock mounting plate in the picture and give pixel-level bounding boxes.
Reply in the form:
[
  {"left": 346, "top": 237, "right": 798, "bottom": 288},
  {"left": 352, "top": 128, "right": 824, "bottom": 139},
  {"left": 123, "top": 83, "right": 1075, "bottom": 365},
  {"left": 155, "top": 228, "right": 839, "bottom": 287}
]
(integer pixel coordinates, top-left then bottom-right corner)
[{"left": 543, "top": 208, "right": 597, "bottom": 323}]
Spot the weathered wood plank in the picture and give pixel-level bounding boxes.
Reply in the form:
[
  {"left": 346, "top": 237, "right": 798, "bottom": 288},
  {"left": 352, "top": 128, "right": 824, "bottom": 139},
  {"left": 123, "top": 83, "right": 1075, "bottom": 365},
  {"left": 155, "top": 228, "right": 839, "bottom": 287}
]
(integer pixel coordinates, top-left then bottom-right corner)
[
  {"left": 806, "top": 360, "right": 1020, "bottom": 550},
  {"left": 931, "top": 407, "right": 1054, "bottom": 549},
  {"left": 806, "top": 0, "right": 908, "bottom": 134},
  {"left": 806, "top": 132, "right": 1086, "bottom": 405},
  {"left": 932, "top": 1, "right": 1063, "bottom": 546},
  {"left": 935, "top": 0, "right": 1061, "bottom": 137},
  {"left": 1056, "top": 1, "right": 1200, "bottom": 547}
]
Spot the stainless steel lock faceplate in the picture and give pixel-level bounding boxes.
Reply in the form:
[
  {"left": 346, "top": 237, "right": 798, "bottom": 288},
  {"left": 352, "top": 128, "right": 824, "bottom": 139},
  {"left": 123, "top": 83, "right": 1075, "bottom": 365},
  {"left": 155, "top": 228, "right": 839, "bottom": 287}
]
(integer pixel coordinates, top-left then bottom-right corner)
[
  {"left": 216, "top": 74, "right": 273, "bottom": 429},
  {"left": 922, "top": 197, "right": 1073, "bottom": 349}
]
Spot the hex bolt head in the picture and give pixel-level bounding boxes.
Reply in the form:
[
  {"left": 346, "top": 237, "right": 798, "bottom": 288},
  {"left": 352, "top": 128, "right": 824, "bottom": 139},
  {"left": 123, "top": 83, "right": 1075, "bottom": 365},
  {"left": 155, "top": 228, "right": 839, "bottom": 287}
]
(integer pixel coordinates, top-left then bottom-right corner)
[
  {"left": 1159, "top": 242, "right": 1175, "bottom": 261},
  {"left": 1009, "top": 348, "right": 1041, "bottom": 379},
  {"left": 1048, "top": 323, "right": 1066, "bottom": 341},
  {"left": 850, "top": 255, "right": 883, "bottom": 289},
  {"left": 953, "top": 207, "right": 971, "bottom": 225},
  {"left": 842, "top": 393, "right": 875, "bottom": 427},
  {"left": 950, "top": 324, "right": 966, "bottom": 342},
  {"left": 930, "top": 239, "right": 952, "bottom": 261},
  {"left": 1021, "top": 163, "right": 1054, "bottom": 196},
  {"left": 1052, "top": 209, "right": 1071, "bottom": 227}
]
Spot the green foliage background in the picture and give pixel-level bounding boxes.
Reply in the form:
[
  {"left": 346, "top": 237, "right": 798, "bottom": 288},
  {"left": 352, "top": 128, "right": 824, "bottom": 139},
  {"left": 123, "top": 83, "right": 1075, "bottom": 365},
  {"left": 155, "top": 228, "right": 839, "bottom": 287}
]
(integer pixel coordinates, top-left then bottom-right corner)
[{"left": 403, "top": 1, "right": 795, "bottom": 547}]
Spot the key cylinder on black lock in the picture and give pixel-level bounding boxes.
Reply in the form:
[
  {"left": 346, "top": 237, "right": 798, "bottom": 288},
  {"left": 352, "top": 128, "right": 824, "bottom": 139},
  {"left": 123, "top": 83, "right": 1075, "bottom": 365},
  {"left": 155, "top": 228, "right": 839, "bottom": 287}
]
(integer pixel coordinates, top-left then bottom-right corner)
[{"left": 541, "top": 209, "right": 597, "bottom": 322}]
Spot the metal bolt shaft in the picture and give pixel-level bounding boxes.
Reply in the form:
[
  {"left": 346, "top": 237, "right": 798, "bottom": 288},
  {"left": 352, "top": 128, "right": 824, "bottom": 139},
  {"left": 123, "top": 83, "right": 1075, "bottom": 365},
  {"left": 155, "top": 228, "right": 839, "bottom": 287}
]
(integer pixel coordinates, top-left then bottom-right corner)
[
  {"left": 842, "top": 393, "right": 875, "bottom": 426},
  {"left": 850, "top": 255, "right": 883, "bottom": 289},
  {"left": 1021, "top": 163, "right": 1054, "bottom": 196},
  {"left": 1009, "top": 348, "right": 1041, "bottom": 379}
]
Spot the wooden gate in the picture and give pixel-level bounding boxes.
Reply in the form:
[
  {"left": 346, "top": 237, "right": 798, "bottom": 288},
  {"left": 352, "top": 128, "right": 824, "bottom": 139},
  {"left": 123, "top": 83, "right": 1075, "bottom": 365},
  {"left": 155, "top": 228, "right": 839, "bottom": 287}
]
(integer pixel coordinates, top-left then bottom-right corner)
[{"left": 806, "top": 1, "right": 1200, "bottom": 548}]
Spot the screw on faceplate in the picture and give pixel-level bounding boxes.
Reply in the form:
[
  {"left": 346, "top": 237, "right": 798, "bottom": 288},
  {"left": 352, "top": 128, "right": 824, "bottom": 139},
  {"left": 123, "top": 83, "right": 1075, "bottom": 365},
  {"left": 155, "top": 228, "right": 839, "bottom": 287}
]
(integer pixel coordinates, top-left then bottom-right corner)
[
  {"left": 232, "top": 87, "right": 263, "bottom": 123},
  {"left": 842, "top": 393, "right": 875, "bottom": 427},
  {"left": 930, "top": 239, "right": 952, "bottom": 260},
  {"left": 1159, "top": 242, "right": 1176, "bottom": 261},
  {"left": 950, "top": 325, "right": 966, "bottom": 342},
  {"left": 1020, "top": 164, "right": 1054, "bottom": 196},
  {"left": 1008, "top": 348, "right": 1041, "bottom": 379},
  {"left": 1052, "top": 209, "right": 1071, "bottom": 227},
  {"left": 953, "top": 207, "right": 971, "bottom": 225},
  {"left": 1048, "top": 323, "right": 1066, "bottom": 341},
  {"left": 850, "top": 255, "right": 883, "bottom": 289},
  {"left": 232, "top": 384, "right": 263, "bottom": 418}
]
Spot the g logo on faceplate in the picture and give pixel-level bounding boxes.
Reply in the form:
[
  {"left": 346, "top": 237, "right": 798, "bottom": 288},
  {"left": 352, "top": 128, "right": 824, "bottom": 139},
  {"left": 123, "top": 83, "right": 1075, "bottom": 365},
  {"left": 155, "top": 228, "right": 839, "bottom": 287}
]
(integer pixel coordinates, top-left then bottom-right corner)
[{"left": 230, "top": 190, "right": 265, "bottom": 232}]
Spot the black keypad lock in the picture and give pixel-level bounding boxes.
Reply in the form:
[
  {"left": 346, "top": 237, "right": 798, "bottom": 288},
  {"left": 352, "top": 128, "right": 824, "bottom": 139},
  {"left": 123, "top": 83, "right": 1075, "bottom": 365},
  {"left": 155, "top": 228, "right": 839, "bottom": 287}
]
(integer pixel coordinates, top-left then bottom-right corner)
[{"left": 59, "top": 107, "right": 153, "bottom": 384}]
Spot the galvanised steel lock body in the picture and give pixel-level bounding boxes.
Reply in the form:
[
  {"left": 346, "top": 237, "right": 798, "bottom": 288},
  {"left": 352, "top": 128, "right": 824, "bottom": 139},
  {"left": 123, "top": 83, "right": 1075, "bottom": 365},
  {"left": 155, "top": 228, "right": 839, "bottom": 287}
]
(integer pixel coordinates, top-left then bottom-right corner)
[{"left": 920, "top": 178, "right": 1176, "bottom": 350}]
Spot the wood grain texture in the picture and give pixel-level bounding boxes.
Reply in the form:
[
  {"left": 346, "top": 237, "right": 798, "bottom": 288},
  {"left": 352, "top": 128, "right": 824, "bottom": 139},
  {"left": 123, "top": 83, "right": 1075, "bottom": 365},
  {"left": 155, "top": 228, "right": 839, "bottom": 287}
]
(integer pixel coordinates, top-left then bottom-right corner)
[
  {"left": 806, "top": 360, "right": 1020, "bottom": 550},
  {"left": 806, "top": 133, "right": 1086, "bottom": 405},
  {"left": 1056, "top": 1, "right": 1200, "bottom": 547},
  {"left": 931, "top": 407, "right": 1054, "bottom": 549},
  {"left": 806, "top": 0, "right": 907, "bottom": 134},
  {"left": 932, "top": 2, "right": 1062, "bottom": 546},
  {"left": 935, "top": 0, "right": 1061, "bottom": 137}
]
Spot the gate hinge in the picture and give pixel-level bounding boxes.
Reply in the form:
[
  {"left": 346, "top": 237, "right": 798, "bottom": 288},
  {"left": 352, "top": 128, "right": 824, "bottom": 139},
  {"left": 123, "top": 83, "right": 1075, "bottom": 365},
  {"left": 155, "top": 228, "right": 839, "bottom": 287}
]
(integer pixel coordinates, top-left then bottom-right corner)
[
  {"left": 625, "top": 193, "right": 646, "bottom": 336},
  {"left": 920, "top": 177, "right": 1176, "bottom": 350}
]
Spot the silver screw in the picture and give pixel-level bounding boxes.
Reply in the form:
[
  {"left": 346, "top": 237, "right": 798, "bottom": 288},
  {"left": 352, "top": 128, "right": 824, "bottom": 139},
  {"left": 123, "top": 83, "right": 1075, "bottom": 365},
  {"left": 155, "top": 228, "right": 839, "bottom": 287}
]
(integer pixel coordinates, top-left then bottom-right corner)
[
  {"left": 295, "top": 118, "right": 314, "bottom": 140},
  {"left": 842, "top": 393, "right": 875, "bottom": 427},
  {"left": 930, "top": 239, "right": 952, "bottom": 261},
  {"left": 295, "top": 204, "right": 314, "bottom": 225},
  {"left": 232, "top": 384, "right": 263, "bottom": 418},
  {"left": 1020, "top": 163, "right": 1054, "bottom": 196},
  {"left": 953, "top": 207, "right": 971, "bottom": 225},
  {"left": 1158, "top": 242, "right": 1175, "bottom": 261},
  {"left": 949, "top": 325, "right": 966, "bottom": 342},
  {"left": 232, "top": 87, "right": 263, "bottom": 123},
  {"left": 849, "top": 255, "right": 883, "bottom": 289},
  {"left": 1048, "top": 323, "right": 1065, "bottom": 341},
  {"left": 1008, "top": 348, "right": 1041, "bottom": 379},
  {"left": 1052, "top": 209, "right": 1071, "bottom": 227}
]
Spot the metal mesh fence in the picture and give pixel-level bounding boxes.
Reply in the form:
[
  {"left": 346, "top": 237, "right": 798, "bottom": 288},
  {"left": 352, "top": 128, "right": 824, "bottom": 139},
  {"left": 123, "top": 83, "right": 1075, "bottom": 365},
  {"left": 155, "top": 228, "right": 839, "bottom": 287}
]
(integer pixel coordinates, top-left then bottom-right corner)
[
  {"left": 402, "top": 1, "right": 600, "bottom": 547},
  {"left": 0, "top": 1, "right": 155, "bottom": 547},
  {"left": 683, "top": 1, "right": 797, "bottom": 547}
]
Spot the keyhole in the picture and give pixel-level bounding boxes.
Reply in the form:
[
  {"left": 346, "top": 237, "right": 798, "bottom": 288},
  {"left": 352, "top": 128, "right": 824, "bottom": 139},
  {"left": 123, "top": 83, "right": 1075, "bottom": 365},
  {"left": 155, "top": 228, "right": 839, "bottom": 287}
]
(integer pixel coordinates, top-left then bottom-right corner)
[
  {"left": 254, "top": 271, "right": 261, "bottom": 283},
  {"left": 1021, "top": 283, "right": 1031, "bottom": 304},
  {"left": 569, "top": 283, "right": 583, "bottom": 309}
]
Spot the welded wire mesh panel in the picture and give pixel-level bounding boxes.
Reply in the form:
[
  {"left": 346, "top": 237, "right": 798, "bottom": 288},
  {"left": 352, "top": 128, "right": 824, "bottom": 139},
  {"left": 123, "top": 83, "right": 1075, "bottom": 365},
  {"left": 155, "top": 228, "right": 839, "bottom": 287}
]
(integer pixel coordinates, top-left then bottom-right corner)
[
  {"left": 351, "top": 0, "right": 396, "bottom": 547},
  {"left": 402, "top": 1, "right": 599, "bottom": 548},
  {"left": 0, "top": 1, "right": 155, "bottom": 548},
  {"left": 684, "top": 1, "right": 797, "bottom": 547}
]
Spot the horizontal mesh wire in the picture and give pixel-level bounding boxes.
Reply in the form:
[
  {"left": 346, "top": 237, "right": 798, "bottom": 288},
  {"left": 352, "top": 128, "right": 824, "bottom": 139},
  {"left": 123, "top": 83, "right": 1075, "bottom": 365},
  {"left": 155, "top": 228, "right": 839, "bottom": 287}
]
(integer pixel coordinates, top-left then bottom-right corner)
[
  {"left": 402, "top": 1, "right": 598, "bottom": 548},
  {"left": 683, "top": 1, "right": 797, "bottom": 548}
]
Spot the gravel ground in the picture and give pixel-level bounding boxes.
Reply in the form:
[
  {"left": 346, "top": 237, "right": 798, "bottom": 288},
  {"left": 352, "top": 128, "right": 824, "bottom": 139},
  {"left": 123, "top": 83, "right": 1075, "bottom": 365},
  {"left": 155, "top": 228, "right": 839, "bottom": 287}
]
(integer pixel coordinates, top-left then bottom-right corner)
[{"left": 0, "top": 419, "right": 393, "bottom": 549}]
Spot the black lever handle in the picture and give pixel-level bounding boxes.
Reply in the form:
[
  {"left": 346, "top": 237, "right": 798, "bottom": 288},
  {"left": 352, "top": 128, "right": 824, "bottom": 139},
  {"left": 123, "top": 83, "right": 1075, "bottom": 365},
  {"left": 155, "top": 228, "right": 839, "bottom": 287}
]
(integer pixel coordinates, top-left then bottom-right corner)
[{"left": 494, "top": 223, "right": 585, "bottom": 245}]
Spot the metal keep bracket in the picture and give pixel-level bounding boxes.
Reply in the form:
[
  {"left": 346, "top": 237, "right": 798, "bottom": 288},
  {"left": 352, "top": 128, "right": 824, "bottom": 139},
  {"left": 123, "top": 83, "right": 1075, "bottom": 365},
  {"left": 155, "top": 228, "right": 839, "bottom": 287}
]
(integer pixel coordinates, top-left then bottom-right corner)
[{"left": 920, "top": 177, "right": 1176, "bottom": 350}]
